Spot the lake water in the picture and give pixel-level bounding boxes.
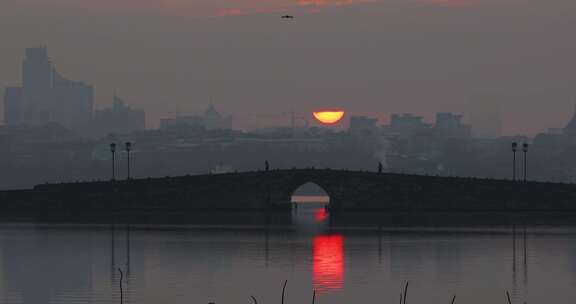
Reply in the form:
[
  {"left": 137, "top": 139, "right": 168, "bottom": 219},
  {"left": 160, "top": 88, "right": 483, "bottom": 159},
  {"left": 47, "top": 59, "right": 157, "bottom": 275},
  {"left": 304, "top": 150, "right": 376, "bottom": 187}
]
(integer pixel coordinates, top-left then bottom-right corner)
[{"left": 2, "top": 204, "right": 576, "bottom": 304}]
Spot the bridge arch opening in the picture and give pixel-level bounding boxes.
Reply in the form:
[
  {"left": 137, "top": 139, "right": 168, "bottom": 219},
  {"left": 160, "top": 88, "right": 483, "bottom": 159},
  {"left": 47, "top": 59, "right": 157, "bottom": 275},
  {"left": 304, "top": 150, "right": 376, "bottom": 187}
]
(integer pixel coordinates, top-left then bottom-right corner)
[
  {"left": 291, "top": 182, "right": 331, "bottom": 226},
  {"left": 291, "top": 182, "right": 330, "bottom": 205}
]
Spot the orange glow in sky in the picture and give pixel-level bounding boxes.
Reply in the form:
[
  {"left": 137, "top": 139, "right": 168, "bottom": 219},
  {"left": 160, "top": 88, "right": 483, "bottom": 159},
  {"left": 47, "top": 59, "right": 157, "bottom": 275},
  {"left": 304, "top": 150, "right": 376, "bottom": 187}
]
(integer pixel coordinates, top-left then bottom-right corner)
[
  {"left": 313, "top": 110, "right": 345, "bottom": 125},
  {"left": 313, "top": 234, "right": 344, "bottom": 294}
]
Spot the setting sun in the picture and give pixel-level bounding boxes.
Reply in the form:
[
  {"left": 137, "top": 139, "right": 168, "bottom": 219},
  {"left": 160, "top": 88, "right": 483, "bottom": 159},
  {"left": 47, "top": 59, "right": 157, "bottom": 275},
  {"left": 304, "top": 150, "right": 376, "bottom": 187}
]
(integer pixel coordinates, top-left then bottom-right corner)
[{"left": 313, "top": 110, "right": 345, "bottom": 125}]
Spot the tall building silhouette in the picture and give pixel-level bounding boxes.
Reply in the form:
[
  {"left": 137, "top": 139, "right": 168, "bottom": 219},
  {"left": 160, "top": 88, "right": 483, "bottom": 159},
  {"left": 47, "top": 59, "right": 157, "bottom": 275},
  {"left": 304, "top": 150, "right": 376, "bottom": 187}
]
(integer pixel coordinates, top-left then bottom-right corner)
[
  {"left": 93, "top": 94, "right": 145, "bottom": 136},
  {"left": 3, "top": 87, "right": 23, "bottom": 125},
  {"left": 160, "top": 104, "right": 232, "bottom": 130},
  {"left": 383, "top": 113, "right": 431, "bottom": 138},
  {"left": 3, "top": 47, "right": 94, "bottom": 132},
  {"left": 434, "top": 112, "right": 471, "bottom": 138},
  {"left": 203, "top": 104, "right": 232, "bottom": 130}
]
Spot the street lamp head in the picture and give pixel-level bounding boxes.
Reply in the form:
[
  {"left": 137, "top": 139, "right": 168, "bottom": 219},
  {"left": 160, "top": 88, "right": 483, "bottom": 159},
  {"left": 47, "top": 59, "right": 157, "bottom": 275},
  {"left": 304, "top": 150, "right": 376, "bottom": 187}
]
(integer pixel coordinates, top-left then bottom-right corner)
[
  {"left": 110, "top": 143, "right": 116, "bottom": 153},
  {"left": 125, "top": 142, "right": 132, "bottom": 152},
  {"left": 523, "top": 143, "right": 529, "bottom": 152},
  {"left": 512, "top": 142, "right": 518, "bottom": 151}
]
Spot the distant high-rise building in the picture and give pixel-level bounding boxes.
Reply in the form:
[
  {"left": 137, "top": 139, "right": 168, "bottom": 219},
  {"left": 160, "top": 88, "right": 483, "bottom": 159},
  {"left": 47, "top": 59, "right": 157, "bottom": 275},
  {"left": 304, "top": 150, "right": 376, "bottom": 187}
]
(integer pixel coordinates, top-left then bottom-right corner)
[
  {"left": 93, "top": 95, "right": 145, "bottom": 136},
  {"left": 349, "top": 116, "right": 378, "bottom": 134},
  {"left": 50, "top": 71, "right": 94, "bottom": 130},
  {"left": 160, "top": 105, "right": 232, "bottom": 130},
  {"left": 22, "top": 47, "right": 52, "bottom": 91},
  {"left": 3, "top": 87, "right": 23, "bottom": 125},
  {"left": 383, "top": 113, "right": 431, "bottom": 137},
  {"left": 434, "top": 112, "right": 471, "bottom": 138},
  {"left": 203, "top": 104, "right": 232, "bottom": 130},
  {"left": 3, "top": 47, "right": 94, "bottom": 132},
  {"left": 160, "top": 115, "right": 204, "bottom": 130}
]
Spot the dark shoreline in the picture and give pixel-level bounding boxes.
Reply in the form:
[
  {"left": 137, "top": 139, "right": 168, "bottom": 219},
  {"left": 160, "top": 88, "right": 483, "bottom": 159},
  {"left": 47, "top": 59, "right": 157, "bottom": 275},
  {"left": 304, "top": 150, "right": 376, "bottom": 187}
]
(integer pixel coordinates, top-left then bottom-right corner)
[{"left": 4, "top": 209, "right": 576, "bottom": 229}]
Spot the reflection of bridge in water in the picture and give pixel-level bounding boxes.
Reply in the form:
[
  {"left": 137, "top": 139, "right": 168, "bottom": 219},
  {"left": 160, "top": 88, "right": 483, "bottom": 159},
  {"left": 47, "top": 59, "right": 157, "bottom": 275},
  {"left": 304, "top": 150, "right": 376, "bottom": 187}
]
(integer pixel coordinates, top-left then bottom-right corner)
[{"left": 2, "top": 168, "right": 576, "bottom": 213}]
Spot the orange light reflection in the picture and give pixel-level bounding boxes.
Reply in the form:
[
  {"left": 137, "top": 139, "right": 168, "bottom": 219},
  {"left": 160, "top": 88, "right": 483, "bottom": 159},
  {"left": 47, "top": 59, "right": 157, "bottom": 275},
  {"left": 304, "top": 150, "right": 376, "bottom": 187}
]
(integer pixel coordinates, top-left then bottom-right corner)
[
  {"left": 315, "top": 208, "right": 328, "bottom": 222},
  {"left": 313, "top": 234, "right": 344, "bottom": 294}
]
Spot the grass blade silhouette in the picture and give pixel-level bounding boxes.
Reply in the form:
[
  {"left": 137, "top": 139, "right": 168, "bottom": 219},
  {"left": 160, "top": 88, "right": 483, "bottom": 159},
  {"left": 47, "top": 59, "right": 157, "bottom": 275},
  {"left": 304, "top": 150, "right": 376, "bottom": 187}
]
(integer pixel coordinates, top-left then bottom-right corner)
[
  {"left": 117, "top": 268, "right": 123, "bottom": 304},
  {"left": 281, "top": 280, "right": 287, "bottom": 304},
  {"left": 403, "top": 281, "right": 409, "bottom": 304},
  {"left": 250, "top": 295, "right": 258, "bottom": 304}
]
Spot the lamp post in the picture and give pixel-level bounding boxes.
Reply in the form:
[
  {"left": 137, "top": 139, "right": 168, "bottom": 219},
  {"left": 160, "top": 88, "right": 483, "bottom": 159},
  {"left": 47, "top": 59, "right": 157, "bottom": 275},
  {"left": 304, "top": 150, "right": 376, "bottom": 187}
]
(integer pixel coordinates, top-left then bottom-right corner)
[
  {"left": 125, "top": 142, "right": 132, "bottom": 180},
  {"left": 110, "top": 143, "right": 116, "bottom": 181},
  {"left": 522, "top": 143, "right": 529, "bottom": 182},
  {"left": 512, "top": 142, "right": 518, "bottom": 181}
]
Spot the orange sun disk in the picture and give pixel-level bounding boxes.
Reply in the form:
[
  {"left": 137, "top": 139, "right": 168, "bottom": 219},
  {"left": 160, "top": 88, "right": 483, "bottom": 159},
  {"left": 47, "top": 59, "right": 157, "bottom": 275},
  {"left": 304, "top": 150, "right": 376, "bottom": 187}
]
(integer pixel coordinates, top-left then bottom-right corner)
[{"left": 313, "top": 110, "right": 345, "bottom": 124}]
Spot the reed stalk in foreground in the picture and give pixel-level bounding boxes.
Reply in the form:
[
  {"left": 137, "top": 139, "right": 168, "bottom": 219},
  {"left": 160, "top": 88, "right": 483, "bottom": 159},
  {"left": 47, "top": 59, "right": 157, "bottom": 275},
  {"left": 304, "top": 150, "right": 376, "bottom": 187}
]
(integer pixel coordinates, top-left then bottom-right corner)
[
  {"left": 281, "top": 280, "right": 288, "bottom": 304},
  {"left": 250, "top": 295, "right": 258, "bottom": 304},
  {"left": 403, "top": 281, "right": 409, "bottom": 304},
  {"left": 117, "top": 268, "right": 123, "bottom": 304}
]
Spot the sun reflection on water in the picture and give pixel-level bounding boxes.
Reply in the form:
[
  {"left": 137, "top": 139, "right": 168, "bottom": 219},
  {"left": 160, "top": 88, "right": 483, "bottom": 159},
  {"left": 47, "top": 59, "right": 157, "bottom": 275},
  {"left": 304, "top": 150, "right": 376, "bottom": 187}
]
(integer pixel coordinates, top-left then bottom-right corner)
[{"left": 313, "top": 234, "right": 344, "bottom": 294}]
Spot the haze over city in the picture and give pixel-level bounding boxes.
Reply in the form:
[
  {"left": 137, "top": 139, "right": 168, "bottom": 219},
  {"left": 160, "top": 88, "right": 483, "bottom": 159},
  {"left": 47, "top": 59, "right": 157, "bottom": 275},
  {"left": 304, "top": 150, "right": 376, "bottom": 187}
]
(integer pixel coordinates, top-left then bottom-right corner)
[
  {"left": 2, "top": 0, "right": 575, "bottom": 134},
  {"left": 4, "top": 1, "right": 576, "bottom": 304}
]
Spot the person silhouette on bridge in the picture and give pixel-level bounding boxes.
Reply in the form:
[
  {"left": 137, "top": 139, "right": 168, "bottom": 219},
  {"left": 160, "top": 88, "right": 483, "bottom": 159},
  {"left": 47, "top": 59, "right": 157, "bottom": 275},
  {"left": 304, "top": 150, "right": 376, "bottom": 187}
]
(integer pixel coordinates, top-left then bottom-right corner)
[
  {"left": 378, "top": 162, "right": 383, "bottom": 174},
  {"left": 265, "top": 160, "right": 270, "bottom": 171}
]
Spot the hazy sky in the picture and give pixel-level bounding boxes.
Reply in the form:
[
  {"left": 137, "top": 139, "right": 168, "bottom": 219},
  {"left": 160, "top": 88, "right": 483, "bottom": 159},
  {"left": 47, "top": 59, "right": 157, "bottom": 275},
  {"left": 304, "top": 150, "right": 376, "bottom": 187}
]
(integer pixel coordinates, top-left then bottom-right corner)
[{"left": 1, "top": 0, "right": 575, "bottom": 133}]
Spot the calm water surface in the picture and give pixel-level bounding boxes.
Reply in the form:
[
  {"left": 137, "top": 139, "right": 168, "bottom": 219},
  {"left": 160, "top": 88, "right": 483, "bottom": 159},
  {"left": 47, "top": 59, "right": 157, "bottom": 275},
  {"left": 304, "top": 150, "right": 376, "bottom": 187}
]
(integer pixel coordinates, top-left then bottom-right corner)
[{"left": 1, "top": 205, "right": 576, "bottom": 304}]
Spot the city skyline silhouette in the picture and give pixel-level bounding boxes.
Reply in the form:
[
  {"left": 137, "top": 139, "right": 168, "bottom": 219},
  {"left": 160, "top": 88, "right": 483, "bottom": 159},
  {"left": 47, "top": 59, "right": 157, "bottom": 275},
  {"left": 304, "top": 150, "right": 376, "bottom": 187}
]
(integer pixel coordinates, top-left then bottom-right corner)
[{"left": 2, "top": 0, "right": 576, "bottom": 134}]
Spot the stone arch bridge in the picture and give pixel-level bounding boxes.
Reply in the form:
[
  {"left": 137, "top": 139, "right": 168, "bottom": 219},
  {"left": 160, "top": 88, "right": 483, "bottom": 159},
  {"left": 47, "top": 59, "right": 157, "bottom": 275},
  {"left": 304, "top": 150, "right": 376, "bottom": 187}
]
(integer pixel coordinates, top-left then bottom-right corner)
[{"left": 2, "top": 169, "right": 576, "bottom": 212}]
